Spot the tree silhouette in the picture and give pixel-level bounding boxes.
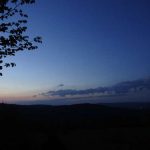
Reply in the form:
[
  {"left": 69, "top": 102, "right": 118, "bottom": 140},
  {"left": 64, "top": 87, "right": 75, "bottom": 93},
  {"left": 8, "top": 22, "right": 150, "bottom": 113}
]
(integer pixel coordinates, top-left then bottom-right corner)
[{"left": 0, "top": 0, "right": 42, "bottom": 76}]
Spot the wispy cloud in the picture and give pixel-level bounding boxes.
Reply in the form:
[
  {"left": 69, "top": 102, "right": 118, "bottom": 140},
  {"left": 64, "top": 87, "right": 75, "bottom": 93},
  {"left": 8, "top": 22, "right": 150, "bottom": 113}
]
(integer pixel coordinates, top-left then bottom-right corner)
[
  {"left": 58, "top": 84, "right": 64, "bottom": 87},
  {"left": 39, "top": 77, "right": 150, "bottom": 98}
]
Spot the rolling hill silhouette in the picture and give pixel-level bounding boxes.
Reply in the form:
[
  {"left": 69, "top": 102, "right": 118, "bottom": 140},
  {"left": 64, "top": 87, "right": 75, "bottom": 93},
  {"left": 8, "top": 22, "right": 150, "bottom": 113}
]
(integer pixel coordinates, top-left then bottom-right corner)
[{"left": 1, "top": 103, "right": 150, "bottom": 150}]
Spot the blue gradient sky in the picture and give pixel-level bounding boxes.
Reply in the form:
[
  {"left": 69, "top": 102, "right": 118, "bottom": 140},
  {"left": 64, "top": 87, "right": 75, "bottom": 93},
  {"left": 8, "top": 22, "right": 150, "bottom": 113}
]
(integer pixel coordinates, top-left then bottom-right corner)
[{"left": 0, "top": 0, "right": 150, "bottom": 102}]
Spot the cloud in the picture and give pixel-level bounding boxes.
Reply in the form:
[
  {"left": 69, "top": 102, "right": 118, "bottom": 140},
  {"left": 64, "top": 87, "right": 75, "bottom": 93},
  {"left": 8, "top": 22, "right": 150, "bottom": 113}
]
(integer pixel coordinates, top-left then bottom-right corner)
[
  {"left": 58, "top": 84, "right": 64, "bottom": 87},
  {"left": 44, "top": 89, "right": 99, "bottom": 97},
  {"left": 40, "top": 77, "right": 150, "bottom": 98},
  {"left": 112, "top": 77, "right": 150, "bottom": 94}
]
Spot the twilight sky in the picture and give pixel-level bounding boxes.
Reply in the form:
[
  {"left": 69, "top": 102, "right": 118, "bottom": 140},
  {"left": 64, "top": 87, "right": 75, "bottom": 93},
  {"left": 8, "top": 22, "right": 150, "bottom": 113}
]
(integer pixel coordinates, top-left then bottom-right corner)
[{"left": 0, "top": 0, "right": 150, "bottom": 103}]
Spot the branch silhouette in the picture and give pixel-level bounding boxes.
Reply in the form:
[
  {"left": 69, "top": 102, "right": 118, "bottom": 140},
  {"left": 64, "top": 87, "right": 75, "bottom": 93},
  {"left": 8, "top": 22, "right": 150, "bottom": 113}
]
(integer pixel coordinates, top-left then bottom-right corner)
[{"left": 0, "top": 0, "right": 42, "bottom": 76}]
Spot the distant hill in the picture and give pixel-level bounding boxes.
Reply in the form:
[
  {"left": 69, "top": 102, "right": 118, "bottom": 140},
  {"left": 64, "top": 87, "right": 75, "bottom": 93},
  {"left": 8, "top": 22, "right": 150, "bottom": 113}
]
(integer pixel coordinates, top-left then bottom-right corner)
[
  {"left": 0, "top": 103, "right": 150, "bottom": 130},
  {"left": 1, "top": 103, "right": 150, "bottom": 150}
]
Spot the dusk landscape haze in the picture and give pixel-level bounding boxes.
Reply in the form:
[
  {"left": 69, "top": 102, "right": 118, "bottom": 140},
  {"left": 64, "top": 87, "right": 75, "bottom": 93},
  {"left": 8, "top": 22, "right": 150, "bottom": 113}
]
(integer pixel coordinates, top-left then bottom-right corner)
[{"left": 0, "top": 0, "right": 150, "bottom": 149}]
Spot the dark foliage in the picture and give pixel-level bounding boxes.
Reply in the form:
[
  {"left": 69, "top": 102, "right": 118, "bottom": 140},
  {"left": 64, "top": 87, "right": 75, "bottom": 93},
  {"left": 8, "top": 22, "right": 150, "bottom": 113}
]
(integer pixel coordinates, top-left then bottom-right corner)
[{"left": 0, "top": 0, "right": 42, "bottom": 76}]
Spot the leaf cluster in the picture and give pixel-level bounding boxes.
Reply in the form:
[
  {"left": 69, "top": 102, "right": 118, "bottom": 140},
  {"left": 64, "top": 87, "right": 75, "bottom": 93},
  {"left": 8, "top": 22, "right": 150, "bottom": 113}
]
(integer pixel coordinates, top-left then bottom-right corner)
[{"left": 0, "top": 0, "right": 42, "bottom": 76}]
